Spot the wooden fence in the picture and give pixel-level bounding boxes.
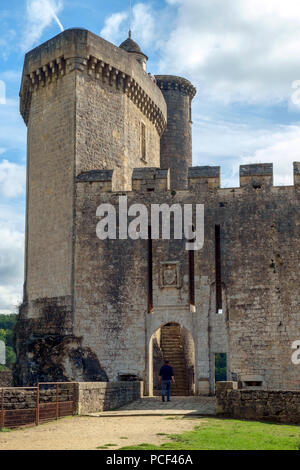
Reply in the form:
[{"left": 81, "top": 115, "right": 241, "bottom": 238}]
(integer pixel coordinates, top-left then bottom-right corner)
[{"left": 0, "top": 382, "right": 77, "bottom": 429}]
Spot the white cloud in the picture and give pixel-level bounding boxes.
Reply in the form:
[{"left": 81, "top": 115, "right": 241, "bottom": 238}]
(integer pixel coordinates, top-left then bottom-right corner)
[
  {"left": 101, "top": 3, "right": 155, "bottom": 49},
  {"left": 241, "top": 126, "right": 300, "bottom": 186},
  {"left": 159, "top": 0, "right": 300, "bottom": 104},
  {"left": 0, "top": 29, "right": 16, "bottom": 61},
  {"left": 0, "top": 80, "right": 5, "bottom": 105},
  {"left": 100, "top": 12, "right": 128, "bottom": 44},
  {"left": 0, "top": 209, "right": 24, "bottom": 314},
  {"left": 0, "top": 98, "right": 26, "bottom": 153},
  {"left": 0, "top": 160, "right": 26, "bottom": 199},
  {"left": 192, "top": 116, "right": 300, "bottom": 186},
  {"left": 22, "top": 0, "right": 64, "bottom": 52},
  {"left": 131, "top": 3, "right": 155, "bottom": 47},
  {"left": 0, "top": 70, "right": 21, "bottom": 83},
  {"left": 0, "top": 286, "right": 22, "bottom": 314}
]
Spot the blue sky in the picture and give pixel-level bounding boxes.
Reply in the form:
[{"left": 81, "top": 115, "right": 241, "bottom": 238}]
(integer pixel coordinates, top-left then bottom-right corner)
[{"left": 1, "top": 0, "right": 300, "bottom": 313}]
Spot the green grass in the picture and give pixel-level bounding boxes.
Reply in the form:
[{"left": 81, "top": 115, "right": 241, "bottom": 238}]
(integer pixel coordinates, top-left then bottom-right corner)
[
  {"left": 119, "top": 418, "right": 300, "bottom": 451},
  {"left": 165, "top": 416, "right": 182, "bottom": 420},
  {"left": 97, "top": 443, "right": 118, "bottom": 449},
  {"left": 0, "top": 428, "right": 13, "bottom": 433}
]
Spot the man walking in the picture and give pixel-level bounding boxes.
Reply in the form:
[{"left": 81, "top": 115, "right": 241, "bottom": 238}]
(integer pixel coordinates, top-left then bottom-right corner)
[{"left": 159, "top": 360, "right": 175, "bottom": 402}]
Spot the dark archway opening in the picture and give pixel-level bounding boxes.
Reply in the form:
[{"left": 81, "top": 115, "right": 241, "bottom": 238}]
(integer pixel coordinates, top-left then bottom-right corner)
[{"left": 152, "top": 323, "right": 195, "bottom": 396}]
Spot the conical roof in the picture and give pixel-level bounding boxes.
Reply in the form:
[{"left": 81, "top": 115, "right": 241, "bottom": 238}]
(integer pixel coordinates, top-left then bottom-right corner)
[{"left": 119, "top": 32, "right": 148, "bottom": 59}]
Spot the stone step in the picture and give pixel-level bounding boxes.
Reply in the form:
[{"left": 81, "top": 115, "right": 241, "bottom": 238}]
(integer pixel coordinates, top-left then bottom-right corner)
[
  {"left": 163, "top": 356, "right": 184, "bottom": 360},
  {"left": 162, "top": 333, "right": 181, "bottom": 337},
  {"left": 161, "top": 336, "right": 181, "bottom": 340},
  {"left": 161, "top": 340, "right": 181, "bottom": 344},
  {"left": 162, "top": 349, "right": 182, "bottom": 352},
  {"left": 160, "top": 324, "right": 188, "bottom": 396},
  {"left": 161, "top": 340, "right": 182, "bottom": 344},
  {"left": 161, "top": 349, "right": 183, "bottom": 353}
]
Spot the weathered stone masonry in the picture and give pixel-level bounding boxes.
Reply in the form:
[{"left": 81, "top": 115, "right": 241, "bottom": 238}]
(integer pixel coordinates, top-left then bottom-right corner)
[
  {"left": 14, "top": 27, "right": 300, "bottom": 396},
  {"left": 216, "top": 382, "right": 300, "bottom": 424}
]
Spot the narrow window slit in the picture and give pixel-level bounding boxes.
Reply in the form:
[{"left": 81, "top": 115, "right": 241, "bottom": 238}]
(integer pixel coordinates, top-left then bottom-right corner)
[{"left": 141, "top": 122, "right": 146, "bottom": 161}]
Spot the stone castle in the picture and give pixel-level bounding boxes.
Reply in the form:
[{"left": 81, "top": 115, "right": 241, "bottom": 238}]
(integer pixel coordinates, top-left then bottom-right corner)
[{"left": 14, "top": 28, "right": 299, "bottom": 395}]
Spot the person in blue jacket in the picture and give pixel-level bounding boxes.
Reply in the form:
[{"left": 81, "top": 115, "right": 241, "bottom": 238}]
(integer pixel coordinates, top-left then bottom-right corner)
[{"left": 159, "top": 360, "right": 175, "bottom": 402}]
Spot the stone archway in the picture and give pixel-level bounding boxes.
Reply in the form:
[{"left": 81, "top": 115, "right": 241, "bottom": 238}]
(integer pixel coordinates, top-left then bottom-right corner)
[{"left": 149, "top": 322, "right": 195, "bottom": 397}]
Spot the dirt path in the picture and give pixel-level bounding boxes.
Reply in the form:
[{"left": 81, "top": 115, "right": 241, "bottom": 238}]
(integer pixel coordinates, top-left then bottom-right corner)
[{"left": 0, "top": 415, "right": 207, "bottom": 450}]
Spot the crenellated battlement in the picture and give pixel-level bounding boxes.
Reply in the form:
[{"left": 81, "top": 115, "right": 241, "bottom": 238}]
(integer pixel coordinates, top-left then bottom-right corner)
[
  {"left": 188, "top": 166, "right": 220, "bottom": 190},
  {"left": 240, "top": 163, "right": 273, "bottom": 188},
  {"left": 76, "top": 162, "right": 300, "bottom": 194},
  {"left": 155, "top": 75, "right": 196, "bottom": 100},
  {"left": 76, "top": 170, "right": 114, "bottom": 191},
  {"left": 294, "top": 162, "right": 300, "bottom": 185},
  {"left": 132, "top": 168, "right": 170, "bottom": 192}
]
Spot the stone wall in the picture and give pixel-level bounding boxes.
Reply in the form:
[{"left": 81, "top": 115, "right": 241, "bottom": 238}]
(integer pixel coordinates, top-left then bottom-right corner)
[
  {"left": 216, "top": 382, "right": 300, "bottom": 424},
  {"left": 1, "top": 382, "right": 141, "bottom": 415},
  {"left": 75, "top": 381, "right": 143, "bottom": 414},
  {"left": 0, "top": 371, "right": 13, "bottom": 387},
  {"left": 76, "top": 70, "right": 161, "bottom": 191},
  {"left": 181, "top": 326, "right": 195, "bottom": 395},
  {"left": 1, "top": 387, "right": 74, "bottom": 410},
  {"left": 152, "top": 330, "right": 164, "bottom": 395},
  {"left": 25, "top": 71, "right": 75, "bottom": 302}
]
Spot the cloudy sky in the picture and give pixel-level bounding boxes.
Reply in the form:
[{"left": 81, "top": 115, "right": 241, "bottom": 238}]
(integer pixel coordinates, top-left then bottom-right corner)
[{"left": 1, "top": 0, "right": 300, "bottom": 313}]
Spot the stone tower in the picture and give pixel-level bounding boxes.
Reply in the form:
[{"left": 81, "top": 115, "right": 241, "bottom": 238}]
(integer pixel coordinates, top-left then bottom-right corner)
[
  {"left": 15, "top": 28, "right": 167, "bottom": 384},
  {"left": 155, "top": 76, "right": 196, "bottom": 190}
]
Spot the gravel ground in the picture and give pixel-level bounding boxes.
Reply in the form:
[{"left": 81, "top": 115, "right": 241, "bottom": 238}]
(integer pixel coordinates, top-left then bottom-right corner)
[{"left": 0, "top": 415, "right": 208, "bottom": 450}]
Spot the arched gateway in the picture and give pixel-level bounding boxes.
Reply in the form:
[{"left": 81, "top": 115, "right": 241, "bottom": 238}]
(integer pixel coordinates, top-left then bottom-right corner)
[{"left": 148, "top": 323, "right": 196, "bottom": 397}]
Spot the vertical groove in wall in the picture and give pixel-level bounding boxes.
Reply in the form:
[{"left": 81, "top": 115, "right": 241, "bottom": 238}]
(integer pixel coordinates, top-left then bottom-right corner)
[
  {"left": 215, "top": 225, "right": 222, "bottom": 313},
  {"left": 189, "top": 247, "right": 195, "bottom": 308},
  {"left": 148, "top": 226, "right": 153, "bottom": 313}
]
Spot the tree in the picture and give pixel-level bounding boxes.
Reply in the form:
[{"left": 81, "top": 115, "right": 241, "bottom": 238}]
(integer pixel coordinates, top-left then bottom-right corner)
[{"left": 0, "top": 314, "right": 18, "bottom": 370}]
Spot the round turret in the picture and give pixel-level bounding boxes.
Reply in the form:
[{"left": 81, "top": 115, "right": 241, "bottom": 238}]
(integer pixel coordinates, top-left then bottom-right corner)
[
  {"left": 155, "top": 75, "right": 197, "bottom": 190},
  {"left": 120, "top": 32, "right": 148, "bottom": 71}
]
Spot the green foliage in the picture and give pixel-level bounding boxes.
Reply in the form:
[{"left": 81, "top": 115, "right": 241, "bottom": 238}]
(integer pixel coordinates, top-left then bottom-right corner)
[
  {"left": 5, "top": 346, "right": 16, "bottom": 368},
  {"left": 215, "top": 353, "right": 227, "bottom": 382},
  {"left": 119, "top": 418, "right": 300, "bottom": 450},
  {"left": 0, "top": 328, "right": 6, "bottom": 342},
  {"left": 0, "top": 314, "right": 18, "bottom": 369}
]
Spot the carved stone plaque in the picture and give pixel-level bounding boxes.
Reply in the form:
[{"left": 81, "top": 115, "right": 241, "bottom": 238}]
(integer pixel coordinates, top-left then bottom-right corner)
[{"left": 160, "top": 262, "right": 181, "bottom": 288}]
